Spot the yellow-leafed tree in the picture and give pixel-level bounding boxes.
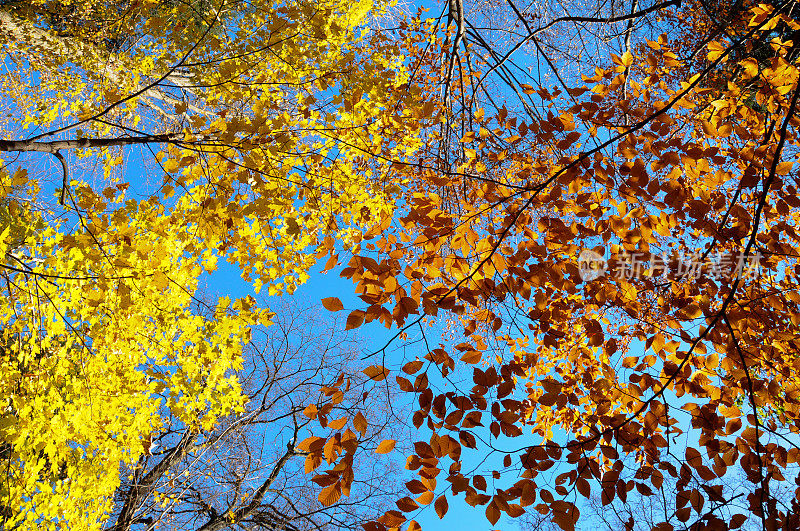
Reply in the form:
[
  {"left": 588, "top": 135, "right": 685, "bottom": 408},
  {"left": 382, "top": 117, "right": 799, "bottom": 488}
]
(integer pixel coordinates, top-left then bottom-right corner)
[{"left": 0, "top": 0, "right": 426, "bottom": 528}]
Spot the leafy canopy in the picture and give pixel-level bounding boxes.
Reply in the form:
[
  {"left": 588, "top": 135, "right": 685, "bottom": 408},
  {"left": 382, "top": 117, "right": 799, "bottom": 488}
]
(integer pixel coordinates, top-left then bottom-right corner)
[
  {"left": 321, "top": 1, "right": 800, "bottom": 529},
  {"left": 0, "top": 0, "right": 427, "bottom": 528}
]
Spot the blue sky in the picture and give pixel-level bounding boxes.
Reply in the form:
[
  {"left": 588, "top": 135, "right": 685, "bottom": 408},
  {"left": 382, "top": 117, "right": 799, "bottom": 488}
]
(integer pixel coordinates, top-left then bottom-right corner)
[{"left": 201, "top": 249, "right": 510, "bottom": 528}]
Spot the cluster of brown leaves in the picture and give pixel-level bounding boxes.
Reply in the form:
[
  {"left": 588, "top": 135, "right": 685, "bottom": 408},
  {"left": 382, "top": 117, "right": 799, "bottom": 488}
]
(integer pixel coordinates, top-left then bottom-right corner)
[{"left": 310, "top": 1, "right": 800, "bottom": 529}]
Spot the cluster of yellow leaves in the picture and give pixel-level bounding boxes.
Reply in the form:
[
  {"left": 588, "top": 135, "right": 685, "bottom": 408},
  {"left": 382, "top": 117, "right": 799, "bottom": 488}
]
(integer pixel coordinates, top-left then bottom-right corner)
[
  {"left": 0, "top": 0, "right": 430, "bottom": 528},
  {"left": 0, "top": 178, "right": 257, "bottom": 529}
]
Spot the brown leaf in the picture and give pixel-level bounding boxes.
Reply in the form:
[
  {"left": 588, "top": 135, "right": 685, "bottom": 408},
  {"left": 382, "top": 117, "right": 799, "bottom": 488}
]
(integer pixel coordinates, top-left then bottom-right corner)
[
  {"left": 434, "top": 495, "right": 449, "bottom": 518},
  {"left": 406, "top": 479, "right": 427, "bottom": 494},
  {"left": 396, "top": 376, "right": 414, "bottom": 392},
  {"left": 345, "top": 310, "right": 365, "bottom": 330},
  {"left": 321, "top": 297, "right": 344, "bottom": 312},
  {"left": 507, "top": 504, "right": 525, "bottom": 517},
  {"left": 353, "top": 412, "right": 368, "bottom": 435},
  {"left": 572, "top": 477, "right": 588, "bottom": 499},
  {"left": 485, "top": 502, "right": 501, "bottom": 525},
  {"left": 403, "top": 360, "right": 424, "bottom": 374},
  {"left": 363, "top": 365, "right": 389, "bottom": 381},
  {"left": 396, "top": 496, "right": 419, "bottom": 512}
]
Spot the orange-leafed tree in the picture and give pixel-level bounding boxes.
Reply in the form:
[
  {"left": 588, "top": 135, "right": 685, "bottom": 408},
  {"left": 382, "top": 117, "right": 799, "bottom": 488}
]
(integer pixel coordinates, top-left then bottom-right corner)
[{"left": 324, "top": 0, "right": 800, "bottom": 529}]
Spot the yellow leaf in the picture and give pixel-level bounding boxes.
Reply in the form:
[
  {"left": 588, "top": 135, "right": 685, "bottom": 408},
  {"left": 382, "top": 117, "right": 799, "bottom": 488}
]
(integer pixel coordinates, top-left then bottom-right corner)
[
  {"left": 740, "top": 58, "right": 759, "bottom": 79},
  {"left": 707, "top": 41, "right": 726, "bottom": 61},
  {"left": 11, "top": 168, "right": 28, "bottom": 186}
]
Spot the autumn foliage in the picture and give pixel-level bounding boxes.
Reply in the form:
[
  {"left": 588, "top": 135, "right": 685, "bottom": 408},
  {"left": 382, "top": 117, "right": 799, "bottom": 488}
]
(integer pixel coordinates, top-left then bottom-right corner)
[
  {"left": 4, "top": 0, "right": 800, "bottom": 529},
  {"left": 0, "top": 0, "right": 423, "bottom": 528},
  {"left": 317, "top": 1, "right": 800, "bottom": 529}
]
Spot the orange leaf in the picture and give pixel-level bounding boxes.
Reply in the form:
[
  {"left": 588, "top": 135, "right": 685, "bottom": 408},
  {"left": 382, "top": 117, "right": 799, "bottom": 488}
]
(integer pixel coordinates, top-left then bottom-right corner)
[
  {"left": 327, "top": 416, "right": 348, "bottom": 430},
  {"left": 416, "top": 490, "right": 434, "bottom": 505},
  {"left": 321, "top": 297, "right": 344, "bottom": 312},
  {"left": 318, "top": 482, "right": 342, "bottom": 507},
  {"left": 375, "top": 439, "right": 396, "bottom": 454},
  {"left": 303, "top": 404, "right": 318, "bottom": 419},
  {"left": 460, "top": 349, "right": 482, "bottom": 364},
  {"left": 378, "top": 510, "right": 406, "bottom": 527},
  {"left": 296, "top": 436, "right": 324, "bottom": 452},
  {"left": 353, "top": 411, "right": 368, "bottom": 435},
  {"left": 363, "top": 365, "right": 389, "bottom": 381}
]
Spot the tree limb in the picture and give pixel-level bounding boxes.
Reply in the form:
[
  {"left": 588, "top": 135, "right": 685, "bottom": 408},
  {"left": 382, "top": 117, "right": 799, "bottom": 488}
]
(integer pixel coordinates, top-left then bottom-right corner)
[
  {"left": 112, "top": 432, "right": 198, "bottom": 531},
  {"left": 0, "top": 134, "right": 186, "bottom": 154},
  {"left": 196, "top": 442, "right": 299, "bottom": 531}
]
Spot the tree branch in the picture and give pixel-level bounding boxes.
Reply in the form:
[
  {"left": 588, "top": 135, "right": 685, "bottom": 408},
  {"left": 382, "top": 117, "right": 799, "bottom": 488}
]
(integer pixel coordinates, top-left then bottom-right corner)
[
  {"left": 196, "top": 442, "right": 299, "bottom": 531},
  {"left": 529, "top": 0, "right": 681, "bottom": 38},
  {"left": 111, "top": 433, "right": 198, "bottom": 531},
  {"left": 53, "top": 150, "right": 68, "bottom": 205},
  {"left": 0, "top": 134, "right": 185, "bottom": 154},
  {"left": 0, "top": 9, "right": 209, "bottom": 120}
]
